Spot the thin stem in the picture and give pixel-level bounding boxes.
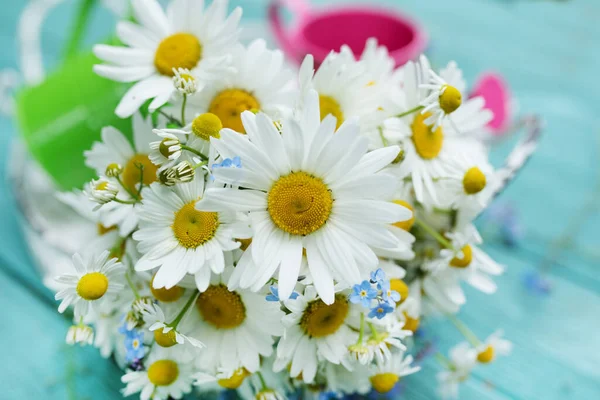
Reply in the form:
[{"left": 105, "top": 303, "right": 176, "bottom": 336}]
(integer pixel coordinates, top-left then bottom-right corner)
[
  {"left": 447, "top": 313, "right": 482, "bottom": 347},
  {"left": 168, "top": 291, "right": 199, "bottom": 329},
  {"left": 415, "top": 217, "right": 455, "bottom": 250},
  {"left": 63, "top": 0, "right": 97, "bottom": 61},
  {"left": 378, "top": 126, "right": 389, "bottom": 147},
  {"left": 367, "top": 321, "right": 381, "bottom": 341},
  {"left": 136, "top": 163, "right": 145, "bottom": 196},
  {"left": 181, "top": 145, "right": 209, "bottom": 161},
  {"left": 356, "top": 312, "right": 365, "bottom": 344},
  {"left": 113, "top": 198, "right": 138, "bottom": 205},
  {"left": 181, "top": 94, "right": 188, "bottom": 126},
  {"left": 396, "top": 105, "right": 424, "bottom": 119},
  {"left": 125, "top": 271, "right": 140, "bottom": 300},
  {"left": 193, "top": 160, "right": 209, "bottom": 170},
  {"left": 157, "top": 109, "right": 184, "bottom": 126},
  {"left": 115, "top": 176, "right": 141, "bottom": 201},
  {"left": 435, "top": 352, "right": 454, "bottom": 370},
  {"left": 256, "top": 371, "right": 268, "bottom": 391}
]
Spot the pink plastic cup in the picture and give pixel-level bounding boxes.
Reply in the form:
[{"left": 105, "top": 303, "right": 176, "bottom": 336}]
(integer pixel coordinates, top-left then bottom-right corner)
[{"left": 269, "top": 0, "right": 428, "bottom": 67}]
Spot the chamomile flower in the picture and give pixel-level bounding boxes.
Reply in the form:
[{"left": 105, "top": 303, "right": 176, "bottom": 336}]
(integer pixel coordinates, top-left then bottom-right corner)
[
  {"left": 66, "top": 324, "right": 95, "bottom": 346},
  {"left": 381, "top": 56, "right": 492, "bottom": 206},
  {"left": 94, "top": 0, "right": 242, "bottom": 117},
  {"left": 172, "top": 67, "right": 198, "bottom": 95},
  {"left": 86, "top": 178, "right": 119, "bottom": 208},
  {"left": 149, "top": 130, "right": 183, "bottom": 169},
  {"left": 369, "top": 352, "right": 421, "bottom": 393},
  {"left": 420, "top": 70, "right": 463, "bottom": 129},
  {"left": 199, "top": 90, "right": 411, "bottom": 304},
  {"left": 121, "top": 347, "right": 195, "bottom": 400},
  {"left": 298, "top": 50, "right": 377, "bottom": 131},
  {"left": 133, "top": 175, "right": 249, "bottom": 291},
  {"left": 276, "top": 286, "right": 358, "bottom": 383},
  {"left": 425, "top": 224, "right": 504, "bottom": 295},
  {"left": 186, "top": 39, "right": 295, "bottom": 133},
  {"left": 437, "top": 343, "right": 477, "bottom": 400},
  {"left": 475, "top": 330, "right": 512, "bottom": 364},
  {"left": 189, "top": 268, "right": 284, "bottom": 374},
  {"left": 139, "top": 301, "right": 205, "bottom": 350},
  {"left": 55, "top": 251, "right": 125, "bottom": 318}
]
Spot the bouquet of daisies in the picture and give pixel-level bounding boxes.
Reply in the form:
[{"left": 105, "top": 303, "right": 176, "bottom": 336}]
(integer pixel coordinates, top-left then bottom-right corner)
[{"left": 51, "top": 0, "right": 525, "bottom": 399}]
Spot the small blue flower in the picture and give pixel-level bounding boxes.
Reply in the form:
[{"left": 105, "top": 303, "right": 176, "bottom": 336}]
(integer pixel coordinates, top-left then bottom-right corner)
[
  {"left": 370, "top": 268, "right": 386, "bottom": 286},
  {"left": 522, "top": 270, "right": 552, "bottom": 295},
  {"left": 349, "top": 280, "right": 378, "bottom": 308},
  {"left": 124, "top": 330, "right": 145, "bottom": 362},
  {"left": 368, "top": 302, "right": 394, "bottom": 320},
  {"left": 211, "top": 156, "right": 242, "bottom": 181},
  {"left": 382, "top": 287, "right": 401, "bottom": 307},
  {"left": 118, "top": 316, "right": 137, "bottom": 338},
  {"left": 265, "top": 285, "right": 299, "bottom": 302}
]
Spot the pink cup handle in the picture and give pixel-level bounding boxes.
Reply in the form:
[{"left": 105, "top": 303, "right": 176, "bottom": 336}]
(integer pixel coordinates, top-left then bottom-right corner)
[{"left": 268, "top": 0, "right": 309, "bottom": 61}]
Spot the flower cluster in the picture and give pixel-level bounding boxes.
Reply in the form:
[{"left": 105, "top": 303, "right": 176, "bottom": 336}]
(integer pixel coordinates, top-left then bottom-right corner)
[{"left": 50, "top": 1, "right": 517, "bottom": 399}]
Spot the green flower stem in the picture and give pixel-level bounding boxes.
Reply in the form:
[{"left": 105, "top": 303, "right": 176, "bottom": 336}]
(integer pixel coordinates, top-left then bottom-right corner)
[
  {"left": 168, "top": 290, "right": 199, "bottom": 329},
  {"left": 181, "top": 145, "right": 209, "bottom": 161},
  {"left": 447, "top": 313, "right": 482, "bottom": 347},
  {"left": 181, "top": 94, "right": 188, "bottom": 126},
  {"left": 396, "top": 105, "right": 424, "bottom": 119},
  {"left": 113, "top": 198, "right": 138, "bottom": 205},
  {"left": 378, "top": 126, "right": 389, "bottom": 147},
  {"left": 356, "top": 312, "right": 365, "bottom": 344},
  {"left": 435, "top": 352, "right": 454, "bottom": 370},
  {"left": 125, "top": 270, "right": 140, "bottom": 300},
  {"left": 115, "top": 176, "right": 141, "bottom": 201},
  {"left": 157, "top": 109, "right": 183, "bottom": 126},
  {"left": 136, "top": 163, "right": 145, "bottom": 196},
  {"left": 415, "top": 217, "right": 455, "bottom": 250},
  {"left": 256, "top": 371, "right": 268, "bottom": 390}
]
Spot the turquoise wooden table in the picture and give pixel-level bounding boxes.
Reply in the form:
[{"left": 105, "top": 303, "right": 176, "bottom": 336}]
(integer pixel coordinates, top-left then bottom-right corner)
[{"left": 1, "top": 0, "right": 599, "bottom": 398}]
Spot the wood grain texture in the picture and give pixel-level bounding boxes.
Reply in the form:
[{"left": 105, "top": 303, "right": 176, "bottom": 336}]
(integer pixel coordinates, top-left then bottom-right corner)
[{"left": 1, "top": 0, "right": 599, "bottom": 398}]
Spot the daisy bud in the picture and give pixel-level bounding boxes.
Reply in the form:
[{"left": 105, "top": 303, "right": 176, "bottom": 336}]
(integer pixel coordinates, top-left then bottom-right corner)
[
  {"left": 160, "top": 161, "right": 195, "bottom": 186},
  {"left": 439, "top": 84, "right": 462, "bottom": 115},
  {"left": 255, "top": 389, "right": 285, "bottom": 400},
  {"left": 392, "top": 148, "right": 405, "bottom": 164},
  {"left": 172, "top": 67, "right": 198, "bottom": 95},
  {"left": 66, "top": 324, "right": 94, "bottom": 346},
  {"left": 191, "top": 113, "right": 222, "bottom": 141},
  {"left": 87, "top": 178, "right": 118, "bottom": 206},
  {"left": 105, "top": 163, "right": 123, "bottom": 177},
  {"left": 132, "top": 296, "right": 154, "bottom": 315}
]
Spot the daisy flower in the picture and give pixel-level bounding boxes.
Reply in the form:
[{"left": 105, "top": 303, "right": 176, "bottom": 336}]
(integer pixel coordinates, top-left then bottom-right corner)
[
  {"left": 199, "top": 90, "right": 411, "bottom": 304},
  {"left": 381, "top": 56, "right": 492, "bottom": 206},
  {"left": 276, "top": 286, "right": 358, "bottom": 383},
  {"left": 435, "top": 145, "right": 496, "bottom": 215},
  {"left": 437, "top": 343, "right": 477, "bottom": 400},
  {"left": 86, "top": 177, "right": 119, "bottom": 208},
  {"left": 474, "top": 330, "right": 512, "bottom": 364},
  {"left": 420, "top": 69, "right": 463, "bottom": 129},
  {"left": 298, "top": 49, "right": 378, "bottom": 131},
  {"left": 55, "top": 251, "right": 125, "bottom": 319},
  {"left": 85, "top": 114, "right": 160, "bottom": 235},
  {"left": 425, "top": 224, "right": 504, "bottom": 295},
  {"left": 321, "top": 362, "right": 372, "bottom": 397},
  {"left": 121, "top": 347, "right": 195, "bottom": 400},
  {"left": 66, "top": 324, "right": 95, "bottom": 346},
  {"left": 190, "top": 268, "right": 284, "bottom": 374},
  {"left": 369, "top": 352, "right": 421, "bottom": 394},
  {"left": 185, "top": 39, "right": 295, "bottom": 133},
  {"left": 149, "top": 130, "right": 183, "bottom": 170},
  {"left": 139, "top": 301, "right": 205, "bottom": 350},
  {"left": 133, "top": 175, "right": 249, "bottom": 291},
  {"left": 94, "top": 0, "right": 242, "bottom": 117}
]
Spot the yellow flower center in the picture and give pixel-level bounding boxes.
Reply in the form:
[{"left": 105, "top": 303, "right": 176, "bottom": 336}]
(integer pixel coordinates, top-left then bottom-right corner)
[
  {"left": 391, "top": 200, "right": 415, "bottom": 231},
  {"left": 218, "top": 368, "right": 250, "bottom": 389},
  {"left": 439, "top": 85, "right": 462, "bottom": 115},
  {"left": 191, "top": 113, "right": 223, "bottom": 141},
  {"left": 477, "top": 345, "right": 495, "bottom": 363},
  {"left": 122, "top": 154, "right": 158, "bottom": 195},
  {"left": 411, "top": 112, "right": 444, "bottom": 159},
  {"left": 150, "top": 274, "right": 185, "bottom": 303},
  {"left": 450, "top": 245, "right": 473, "bottom": 268},
  {"left": 172, "top": 201, "right": 219, "bottom": 249},
  {"left": 196, "top": 285, "right": 246, "bottom": 329},
  {"left": 319, "top": 95, "right": 344, "bottom": 129},
  {"left": 76, "top": 272, "right": 109, "bottom": 301},
  {"left": 462, "top": 167, "right": 487, "bottom": 195},
  {"left": 402, "top": 312, "right": 420, "bottom": 333},
  {"left": 300, "top": 295, "right": 349, "bottom": 338},
  {"left": 390, "top": 279, "right": 409, "bottom": 304},
  {"left": 154, "top": 33, "right": 202, "bottom": 77},
  {"left": 267, "top": 172, "right": 333, "bottom": 236},
  {"left": 154, "top": 327, "right": 178, "bottom": 348},
  {"left": 208, "top": 89, "right": 261, "bottom": 133},
  {"left": 370, "top": 373, "right": 400, "bottom": 393},
  {"left": 95, "top": 181, "right": 109, "bottom": 191},
  {"left": 147, "top": 359, "right": 179, "bottom": 386}
]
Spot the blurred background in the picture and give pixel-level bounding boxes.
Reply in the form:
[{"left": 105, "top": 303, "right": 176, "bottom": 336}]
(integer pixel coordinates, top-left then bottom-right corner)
[{"left": 0, "top": 0, "right": 599, "bottom": 398}]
